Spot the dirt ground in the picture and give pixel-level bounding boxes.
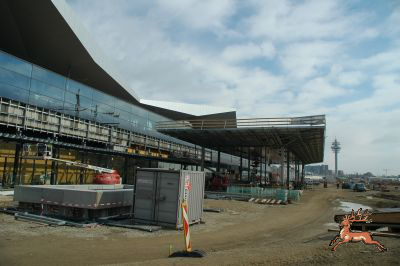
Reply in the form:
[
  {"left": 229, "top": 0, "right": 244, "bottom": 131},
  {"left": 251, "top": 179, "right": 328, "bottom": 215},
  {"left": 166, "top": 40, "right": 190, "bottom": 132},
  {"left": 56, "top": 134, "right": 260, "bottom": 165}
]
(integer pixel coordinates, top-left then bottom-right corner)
[{"left": 0, "top": 186, "right": 399, "bottom": 266}]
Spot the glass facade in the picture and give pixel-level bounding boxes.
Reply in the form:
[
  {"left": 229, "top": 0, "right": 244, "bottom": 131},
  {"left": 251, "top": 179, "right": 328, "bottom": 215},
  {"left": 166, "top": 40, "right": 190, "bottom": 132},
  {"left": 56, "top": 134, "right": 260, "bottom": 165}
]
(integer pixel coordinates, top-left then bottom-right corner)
[
  {"left": 0, "top": 50, "right": 180, "bottom": 143},
  {"left": 0, "top": 50, "right": 248, "bottom": 169}
]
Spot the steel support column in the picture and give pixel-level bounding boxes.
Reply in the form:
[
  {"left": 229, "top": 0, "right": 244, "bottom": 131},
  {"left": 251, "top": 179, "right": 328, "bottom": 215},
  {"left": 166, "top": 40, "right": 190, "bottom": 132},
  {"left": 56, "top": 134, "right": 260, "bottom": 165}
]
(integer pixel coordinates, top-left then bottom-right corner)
[
  {"left": 286, "top": 149, "right": 290, "bottom": 190},
  {"left": 201, "top": 146, "right": 205, "bottom": 171},
  {"left": 259, "top": 156, "right": 262, "bottom": 186},
  {"left": 123, "top": 156, "right": 128, "bottom": 184},
  {"left": 280, "top": 147, "right": 284, "bottom": 187},
  {"left": 217, "top": 150, "right": 221, "bottom": 173},
  {"left": 2, "top": 156, "right": 7, "bottom": 186},
  {"left": 239, "top": 147, "right": 243, "bottom": 181},
  {"left": 12, "top": 142, "right": 21, "bottom": 184},
  {"left": 247, "top": 147, "right": 251, "bottom": 182},
  {"left": 301, "top": 162, "right": 305, "bottom": 184},
  {"left": 264, "top": 147, "right": 268, "bottom": 185},
  {"left": 79, "top": 152, "right": 85, "bottom": 184},
  {"left": 50, "top": 146, "right": 58, "bottom": 185}
]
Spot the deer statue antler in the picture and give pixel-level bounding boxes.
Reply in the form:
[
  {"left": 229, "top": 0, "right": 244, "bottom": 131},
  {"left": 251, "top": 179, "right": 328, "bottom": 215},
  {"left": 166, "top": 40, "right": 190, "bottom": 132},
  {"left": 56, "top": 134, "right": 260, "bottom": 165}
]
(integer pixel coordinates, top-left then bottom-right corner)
[
  {"left": 351, "top": 208, "right": 372, "bottom": 223},
  {"left": 348, "top": 209, "right": 356, "bottom": 221}
]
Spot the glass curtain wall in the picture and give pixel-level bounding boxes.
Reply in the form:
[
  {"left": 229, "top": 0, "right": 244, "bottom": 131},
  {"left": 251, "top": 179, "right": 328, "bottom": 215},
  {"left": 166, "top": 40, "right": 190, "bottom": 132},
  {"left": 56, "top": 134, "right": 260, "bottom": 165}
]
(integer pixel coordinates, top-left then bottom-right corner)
[
  {"left": 0, "top": 49, "right": 246, "bottom": 168},
  {"left": 0, "top": 50, "right": 177, "bottom": 142}
]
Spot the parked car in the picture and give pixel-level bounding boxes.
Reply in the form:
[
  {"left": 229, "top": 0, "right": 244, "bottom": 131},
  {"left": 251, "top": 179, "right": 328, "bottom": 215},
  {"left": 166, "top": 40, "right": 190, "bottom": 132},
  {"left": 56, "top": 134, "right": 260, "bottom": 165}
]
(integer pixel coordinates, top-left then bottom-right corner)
[{"left": 353, "top": 183, "right": 366, "bottom": 192}]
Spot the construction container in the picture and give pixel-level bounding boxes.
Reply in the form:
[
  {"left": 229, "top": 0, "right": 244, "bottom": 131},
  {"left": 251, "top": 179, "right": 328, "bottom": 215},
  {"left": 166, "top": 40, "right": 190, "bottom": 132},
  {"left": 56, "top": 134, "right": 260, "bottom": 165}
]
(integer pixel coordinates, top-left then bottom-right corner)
[
  {"left": 133, "top": 168, "right": 205, "bottom": 228},
  {"left": 14, "top": 184, "right": 134, "bottom": 220}
]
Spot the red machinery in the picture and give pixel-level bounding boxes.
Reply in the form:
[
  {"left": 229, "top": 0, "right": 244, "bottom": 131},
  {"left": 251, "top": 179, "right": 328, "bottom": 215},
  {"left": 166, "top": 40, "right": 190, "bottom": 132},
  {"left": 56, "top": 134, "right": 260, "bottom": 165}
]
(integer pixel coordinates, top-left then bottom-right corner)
[
  {"left": 211, "top": 174, "right": 230, "bottom": 191},
  {"left": 93, "top": 170, "right": 121, "bottom": 184}
]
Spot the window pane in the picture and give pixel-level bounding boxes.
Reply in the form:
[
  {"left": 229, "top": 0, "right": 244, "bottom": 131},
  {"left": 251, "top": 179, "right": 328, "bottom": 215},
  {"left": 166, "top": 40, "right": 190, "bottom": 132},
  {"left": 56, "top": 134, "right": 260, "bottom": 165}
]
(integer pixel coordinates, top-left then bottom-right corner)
[
  {"left": 0, "top": 82, "right": 30, "bottom": 103},
  {"left": 32, "top": 65, "right": 66, "bottom": 89},
  {"left": 66, "top": 79, "right": 93, "bottom": 99},
  {"left": 30, "top": 79, "right": 65, "bottom": 101},
  {"left": 0, "top": 51, "right": 32, "bottom": 76},
  {"left": 64, "top": 91, "right": 77, "bottom": 104},
  {"left": 0, "top": 67, "right": 30, "bottom": 90},
  {"left": 115, "top": 98, "right": 132, "bottom": 113},
  {"left": 131, "top": 104, "right": 148, "bottom": 117},
  {"left": 93, "top": 90, "right": 113, "bottom": 105},
  {"left": 29, "top": 93, "right": 64, "bottom": 110}
]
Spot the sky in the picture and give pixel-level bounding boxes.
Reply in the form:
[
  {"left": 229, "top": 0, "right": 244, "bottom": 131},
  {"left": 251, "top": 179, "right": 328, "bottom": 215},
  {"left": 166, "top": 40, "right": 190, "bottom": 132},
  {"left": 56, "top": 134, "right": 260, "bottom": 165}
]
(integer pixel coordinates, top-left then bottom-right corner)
[{"left": 67, "top": 0, "right": 400, "bottom": 176}]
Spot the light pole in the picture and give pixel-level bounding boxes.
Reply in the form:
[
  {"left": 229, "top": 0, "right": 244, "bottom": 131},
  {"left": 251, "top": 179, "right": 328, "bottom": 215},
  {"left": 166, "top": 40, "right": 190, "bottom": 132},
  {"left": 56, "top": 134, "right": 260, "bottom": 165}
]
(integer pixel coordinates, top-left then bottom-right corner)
[{"left": 331, "top": 139, "right": 341, "bottom": 178}]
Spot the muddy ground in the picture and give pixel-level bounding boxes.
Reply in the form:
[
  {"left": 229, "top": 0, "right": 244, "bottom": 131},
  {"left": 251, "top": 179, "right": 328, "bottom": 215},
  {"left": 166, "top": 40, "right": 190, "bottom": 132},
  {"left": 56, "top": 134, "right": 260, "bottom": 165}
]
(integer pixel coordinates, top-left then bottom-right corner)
[{"left": 0, "top": 186, "right": 399, "bottom": 265}]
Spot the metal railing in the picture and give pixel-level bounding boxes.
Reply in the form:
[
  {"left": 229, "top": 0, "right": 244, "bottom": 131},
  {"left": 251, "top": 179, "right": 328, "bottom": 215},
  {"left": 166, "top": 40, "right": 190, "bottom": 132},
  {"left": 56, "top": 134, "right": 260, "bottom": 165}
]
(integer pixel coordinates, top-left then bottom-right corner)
[{"left": 156, "top": 115, "right": 326, "bottom": 130}]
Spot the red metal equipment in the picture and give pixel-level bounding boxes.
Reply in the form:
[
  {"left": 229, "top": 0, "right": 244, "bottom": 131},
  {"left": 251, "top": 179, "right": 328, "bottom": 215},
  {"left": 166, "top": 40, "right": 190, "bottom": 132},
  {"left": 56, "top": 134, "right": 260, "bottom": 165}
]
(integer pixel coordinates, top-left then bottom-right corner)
[
  {"left": 211, "top": 174, "right": 230, "bottom": 191},
  {"left": 93, "top": 170, "right": 121, "bottom": 184}
]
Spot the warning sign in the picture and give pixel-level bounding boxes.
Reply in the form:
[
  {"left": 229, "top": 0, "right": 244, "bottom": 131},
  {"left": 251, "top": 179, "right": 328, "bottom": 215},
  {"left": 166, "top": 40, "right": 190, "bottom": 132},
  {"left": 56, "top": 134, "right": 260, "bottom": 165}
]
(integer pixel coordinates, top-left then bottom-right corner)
[{"left": 184, "top": 176, "right": 191, "bottom": 201}]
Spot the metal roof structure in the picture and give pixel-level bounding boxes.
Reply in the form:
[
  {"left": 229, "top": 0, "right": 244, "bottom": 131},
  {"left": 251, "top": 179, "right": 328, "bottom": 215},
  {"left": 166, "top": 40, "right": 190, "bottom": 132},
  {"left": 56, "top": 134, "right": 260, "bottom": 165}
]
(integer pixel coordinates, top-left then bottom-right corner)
[
  {"left": 0, "top": 0, "right": 236, "bottom": 121},
  {"left": 0, "top": 0, "right": 139, "bottom": 102},
  {"left": 157, "top": 115, "right": 326, "bottom": 164}
]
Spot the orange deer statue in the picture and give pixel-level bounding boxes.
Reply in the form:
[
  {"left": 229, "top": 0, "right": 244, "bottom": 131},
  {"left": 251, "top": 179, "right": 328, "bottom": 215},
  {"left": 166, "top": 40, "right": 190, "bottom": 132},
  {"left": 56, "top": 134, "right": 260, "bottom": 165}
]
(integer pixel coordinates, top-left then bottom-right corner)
[{"left": 330, "top": 208, "right": 387, "bottom": 252}]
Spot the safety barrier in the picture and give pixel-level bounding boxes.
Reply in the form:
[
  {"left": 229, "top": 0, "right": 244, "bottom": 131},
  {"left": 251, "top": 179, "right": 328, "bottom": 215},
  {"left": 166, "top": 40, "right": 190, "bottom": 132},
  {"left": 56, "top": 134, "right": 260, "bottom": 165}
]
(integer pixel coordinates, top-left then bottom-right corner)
[{"left": 226, "top": 186, "right": 302, "bottom": 202}]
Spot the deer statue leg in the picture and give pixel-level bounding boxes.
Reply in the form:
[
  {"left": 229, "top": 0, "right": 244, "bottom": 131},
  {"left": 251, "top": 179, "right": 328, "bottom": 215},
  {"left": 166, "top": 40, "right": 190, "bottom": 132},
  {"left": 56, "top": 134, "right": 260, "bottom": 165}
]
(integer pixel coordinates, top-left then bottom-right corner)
[
  {"left": 362, "top": 239, "right": 387, "bottom": 252},
  {"left": 329, "top": 235, "right": 340, "bottom": 246},
  {"left": 331, "top": 240, "right": 347, "bottom": 251}
]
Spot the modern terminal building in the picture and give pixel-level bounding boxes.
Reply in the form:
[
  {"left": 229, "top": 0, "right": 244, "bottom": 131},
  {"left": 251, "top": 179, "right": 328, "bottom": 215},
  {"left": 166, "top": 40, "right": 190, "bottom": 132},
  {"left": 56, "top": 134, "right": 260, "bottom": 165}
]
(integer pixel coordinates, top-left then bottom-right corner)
[{"left": 0, "top": 0, "right": 325, "bottom": 187}]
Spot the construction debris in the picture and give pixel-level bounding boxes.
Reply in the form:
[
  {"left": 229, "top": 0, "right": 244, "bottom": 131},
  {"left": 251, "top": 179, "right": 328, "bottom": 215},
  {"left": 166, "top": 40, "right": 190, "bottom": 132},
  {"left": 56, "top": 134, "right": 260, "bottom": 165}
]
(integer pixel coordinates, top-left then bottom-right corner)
[
  {"left": 15, "top": 212, "right": 66, "bottom": 226},
  {"left": 203, "top": 208, "right": 223, "bottom": 213}
]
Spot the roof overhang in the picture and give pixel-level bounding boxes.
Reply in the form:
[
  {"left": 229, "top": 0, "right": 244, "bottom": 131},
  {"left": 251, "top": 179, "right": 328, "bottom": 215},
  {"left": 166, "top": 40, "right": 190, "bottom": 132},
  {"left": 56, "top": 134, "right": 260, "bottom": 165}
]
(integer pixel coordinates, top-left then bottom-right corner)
[
  {"left": 0, "top": 0, "right": 139, "bottom": 103},
  {"left": 157, "top": 115, "right": 326, "bottom": 164},
  {"left": 140, "top": 99, "right": 237, "bottom": 121}
]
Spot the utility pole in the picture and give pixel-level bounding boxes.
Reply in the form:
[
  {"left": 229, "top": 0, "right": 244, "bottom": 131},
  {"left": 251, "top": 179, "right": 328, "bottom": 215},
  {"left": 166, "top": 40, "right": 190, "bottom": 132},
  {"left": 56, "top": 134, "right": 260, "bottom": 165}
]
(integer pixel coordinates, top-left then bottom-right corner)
[{"left": 331, "top": 138, "right": 341, "bottom": 178}]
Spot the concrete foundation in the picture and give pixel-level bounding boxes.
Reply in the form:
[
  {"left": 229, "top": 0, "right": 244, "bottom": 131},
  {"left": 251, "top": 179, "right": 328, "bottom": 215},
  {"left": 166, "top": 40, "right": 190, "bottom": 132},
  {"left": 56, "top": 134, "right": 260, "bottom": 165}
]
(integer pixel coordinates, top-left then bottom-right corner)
[{"left": 14, "top": 184, "right": 133, "bottom": 221}]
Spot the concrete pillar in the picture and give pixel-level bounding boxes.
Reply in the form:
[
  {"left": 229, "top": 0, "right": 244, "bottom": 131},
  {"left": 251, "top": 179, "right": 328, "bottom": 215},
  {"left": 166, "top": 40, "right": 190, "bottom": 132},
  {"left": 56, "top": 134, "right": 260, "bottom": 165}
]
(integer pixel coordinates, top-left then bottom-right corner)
[
  {"left": 217, "top": 150, "right": 221, "bottom": 173},
  {"left": 286, "top": 149, "right": 290, "bottom": 190},
  {"left": 301, "top": 162, "right": 305, "bottom": 184},
  {"left": 201, "top": 146, "right": 205, "bottom": 171}
]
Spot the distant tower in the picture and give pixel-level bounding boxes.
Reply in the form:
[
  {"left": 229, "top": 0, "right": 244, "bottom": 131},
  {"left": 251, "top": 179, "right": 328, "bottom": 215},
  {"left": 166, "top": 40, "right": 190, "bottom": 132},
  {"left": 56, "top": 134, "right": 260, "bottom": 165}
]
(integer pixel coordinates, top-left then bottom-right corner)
[{"left": 331, "top": 139, "right": 341, "bottom": 178}]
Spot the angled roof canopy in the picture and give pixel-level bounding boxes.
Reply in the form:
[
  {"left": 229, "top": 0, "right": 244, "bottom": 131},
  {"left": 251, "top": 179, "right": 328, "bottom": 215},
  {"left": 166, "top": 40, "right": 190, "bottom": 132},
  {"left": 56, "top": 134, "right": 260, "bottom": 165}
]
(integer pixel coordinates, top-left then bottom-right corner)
[
  {"left": 157, "top": 115, "right": 326, "bottom": 164},
  {"left": 0, "top": 0, "right": 138, "bottom": 103}
]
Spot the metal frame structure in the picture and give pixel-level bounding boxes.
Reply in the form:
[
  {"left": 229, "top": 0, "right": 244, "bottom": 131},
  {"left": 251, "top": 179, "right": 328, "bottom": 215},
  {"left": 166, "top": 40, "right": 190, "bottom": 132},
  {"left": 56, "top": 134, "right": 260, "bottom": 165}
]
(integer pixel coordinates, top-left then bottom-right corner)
[{"left": 156, "top": 115, "right": 326, "bottom": 164}]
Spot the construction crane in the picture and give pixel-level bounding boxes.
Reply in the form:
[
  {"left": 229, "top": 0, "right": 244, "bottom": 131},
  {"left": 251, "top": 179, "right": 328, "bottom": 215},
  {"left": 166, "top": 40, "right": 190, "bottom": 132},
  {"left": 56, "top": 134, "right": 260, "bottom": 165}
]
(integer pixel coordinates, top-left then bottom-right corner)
[{"left": 22, "top": 143, "right": 120, "bottom": 184}]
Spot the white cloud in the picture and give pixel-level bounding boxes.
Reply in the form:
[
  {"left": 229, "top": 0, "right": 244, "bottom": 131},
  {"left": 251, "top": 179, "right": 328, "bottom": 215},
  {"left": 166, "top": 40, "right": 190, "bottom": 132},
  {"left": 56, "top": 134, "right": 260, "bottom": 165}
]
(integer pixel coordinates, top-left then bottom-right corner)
[
  {"left": 67, "top": 0, "right": 400, "bottom": 175},
  {"left": 336, "top": 71, "right": 364, "bottom": 86},
  {"left": 245, "top": 0, "right": 363, "bottom": 42},
  {"left": 155, "top": 0, "right": 235, "bottom": 30},
  {"left": 280, "top": 41, "right": 341, "bottom": 79},
  {"left": 221, "top": 42, "right": 275, "bottom": 63}
]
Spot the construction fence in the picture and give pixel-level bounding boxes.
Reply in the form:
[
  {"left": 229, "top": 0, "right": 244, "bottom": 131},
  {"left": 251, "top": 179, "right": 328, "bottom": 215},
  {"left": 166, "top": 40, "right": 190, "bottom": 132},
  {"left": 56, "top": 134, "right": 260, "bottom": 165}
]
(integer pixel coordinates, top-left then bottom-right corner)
[{"left": 226, "top": 186, "right": 302, "bottom": 202}]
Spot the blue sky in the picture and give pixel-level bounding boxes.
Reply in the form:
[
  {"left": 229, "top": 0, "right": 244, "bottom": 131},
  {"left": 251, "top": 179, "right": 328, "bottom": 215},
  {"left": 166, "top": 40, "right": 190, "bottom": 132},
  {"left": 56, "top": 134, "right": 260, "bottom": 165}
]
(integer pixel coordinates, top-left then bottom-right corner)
[{"left": 67, "top": 0, "right": 400, "bottom": 175}]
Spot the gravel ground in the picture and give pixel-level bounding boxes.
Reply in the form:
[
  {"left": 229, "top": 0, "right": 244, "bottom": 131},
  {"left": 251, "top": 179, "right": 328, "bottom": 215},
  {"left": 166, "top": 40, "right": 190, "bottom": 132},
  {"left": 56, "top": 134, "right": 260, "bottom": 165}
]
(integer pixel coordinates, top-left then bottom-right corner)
[{"left": 0, "top": 187, "right": 399, "bottom": 265}]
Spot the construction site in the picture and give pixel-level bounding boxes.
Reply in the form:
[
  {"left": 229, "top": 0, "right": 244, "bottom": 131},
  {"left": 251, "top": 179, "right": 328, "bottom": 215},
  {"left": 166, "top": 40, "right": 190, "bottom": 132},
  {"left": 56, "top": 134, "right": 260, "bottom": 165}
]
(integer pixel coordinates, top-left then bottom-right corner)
[{"left": 1, "top": 0, "right": 400, "bottom": 265}]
